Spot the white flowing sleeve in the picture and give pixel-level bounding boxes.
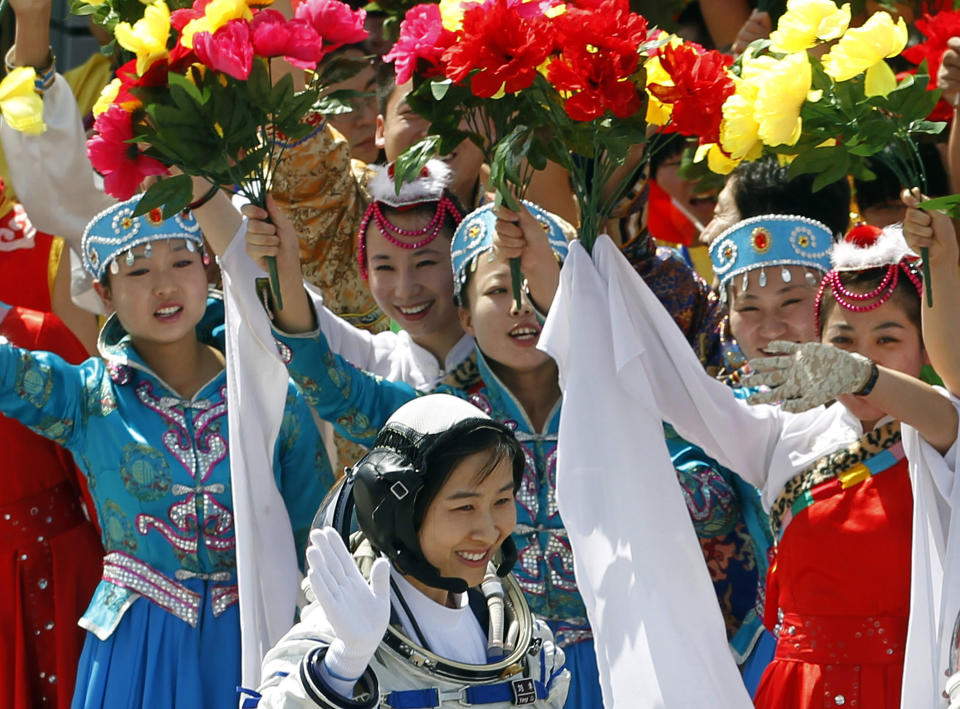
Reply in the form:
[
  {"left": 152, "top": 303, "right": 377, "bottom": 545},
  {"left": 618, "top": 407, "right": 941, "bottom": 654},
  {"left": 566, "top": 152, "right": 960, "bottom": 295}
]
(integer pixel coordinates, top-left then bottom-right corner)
[
  {"left": 902, "top": 389, "right": 960, "bottom": 709},
  {"left": 592, "top": 235, "right": 783, "bottom": 490},
  {"left": 539, "top": 237, "right": 753, "bottom": 708},
  {"left": 0, "top": 74, "right": 113, "bottom": 249}
]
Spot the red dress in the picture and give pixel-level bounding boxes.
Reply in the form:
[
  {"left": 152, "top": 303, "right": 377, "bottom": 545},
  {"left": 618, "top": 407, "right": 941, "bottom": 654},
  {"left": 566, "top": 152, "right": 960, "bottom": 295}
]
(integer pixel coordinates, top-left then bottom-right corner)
[
  {"left": 0, "top": 198, "right": 62, "bottom": 313},
  {"left": 755, "top": 437, "right": 912, "bottom": 709},
  {"left": 0, "top": 305, "right": 104, "bottom": 709}
]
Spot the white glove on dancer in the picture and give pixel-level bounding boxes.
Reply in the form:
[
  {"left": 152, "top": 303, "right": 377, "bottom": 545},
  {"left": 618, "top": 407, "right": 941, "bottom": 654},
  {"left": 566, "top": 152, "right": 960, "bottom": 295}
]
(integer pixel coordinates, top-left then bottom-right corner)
[
  {"left": 306, "top": 527, "right": 391, "bottom": 687},
  {"left": 744, "top": 340, "right": 877, "bottom": 413}
]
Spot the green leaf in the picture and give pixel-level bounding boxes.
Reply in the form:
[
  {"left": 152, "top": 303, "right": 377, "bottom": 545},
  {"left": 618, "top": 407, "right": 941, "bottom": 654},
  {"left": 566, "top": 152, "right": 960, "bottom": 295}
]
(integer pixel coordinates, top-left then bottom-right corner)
[
  {"left": 394, "top": 135, "right": 441, "bottom": 193},
  {"left": 431, "top": 79, "right": 452, "bottom": 101},
  {"left": 917, "top": 194, "right": 960, "bottom": 215},
  {"left": 246, "top": 58, "right": 273, "bottom": 109},
  {"left": 70, "top": 0, "right": 99, "bottom": 16},
  {"left": 168, "top": 72, "right": 207, "bottom": 107},
  {"left": 785, "top": 146, "right": 837, "bottom": 180},
  {"left": 811, "top": 151, "right": 850, "bottom": 192},
  {"left": 313, "top": 89, "right": 371, "bottom": 116},
  {"left": 316, "top": 55, "right": 371, "bottom": 88},
  {"left": 132, "top": 175, "right": 194, "bottom": 219}
]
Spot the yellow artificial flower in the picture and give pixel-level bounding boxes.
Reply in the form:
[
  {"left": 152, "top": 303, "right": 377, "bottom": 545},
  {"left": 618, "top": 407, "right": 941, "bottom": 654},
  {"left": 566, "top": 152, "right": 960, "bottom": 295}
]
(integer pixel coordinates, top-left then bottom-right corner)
[
  {"left": 821, "top": 11, "right": 907, "bottom": 96},
  {"left": 115, "top": 0, "right": 171, "bottom": 76},
  {"left": 438, "top": 0, "right": 477, "bottom": 31},
  {"left": 93, "top": 78, "right": 121, "bottom": 117},
  {"left": 769, "top": 0, "right": 850, "bottom": 53},
  {"left": 718, "top": 81, "right": 760, "bottom": 160},
  {"left": 644, "top": 41, "right": 677, "bottom": 127},
  {"left": 752, "top": 51, "right": 814, "bottom": 146},
  {"left": 181, "top": 0, "right": 252, "bottom": 48},
  {"left": 0, "top": 67, "right": 46, "bottom": 135},
  {"left": 694, "top": 143, "right": 741, "bottom": 175}
]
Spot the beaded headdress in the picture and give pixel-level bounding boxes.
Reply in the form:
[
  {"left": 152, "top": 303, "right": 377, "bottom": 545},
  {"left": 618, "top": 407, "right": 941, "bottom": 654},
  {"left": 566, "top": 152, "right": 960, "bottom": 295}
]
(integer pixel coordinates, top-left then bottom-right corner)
[
  {"left": 81, "top": 195, "right": 204, "bottom": 281},
  {"left": 814, "top": 223, "right": 922, "bottom": 333},
  {"left": 357, "top": 159, "right": 463, "bottom": 280},
  {"left": 709, "top": 214, "right": 834, "bottom": 302},
  {"left": 450, "top": 201, "right": 569, "bottom": 301}
]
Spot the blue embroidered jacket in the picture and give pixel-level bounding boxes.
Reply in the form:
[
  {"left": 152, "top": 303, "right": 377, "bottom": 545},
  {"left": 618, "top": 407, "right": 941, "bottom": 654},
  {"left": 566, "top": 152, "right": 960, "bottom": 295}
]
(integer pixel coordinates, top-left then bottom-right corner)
[
  {"left": 0, "top": 292, "right": 334, "bottom": 638},
  {"left": 275, "top": 329, "right": 589, "bottom": 648}
]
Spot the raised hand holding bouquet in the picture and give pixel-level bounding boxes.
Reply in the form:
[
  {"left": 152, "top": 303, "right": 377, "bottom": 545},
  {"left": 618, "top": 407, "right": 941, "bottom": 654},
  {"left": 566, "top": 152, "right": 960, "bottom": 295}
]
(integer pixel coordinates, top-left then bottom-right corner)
[
  {"left": 383, "top": 0, "right": 736, "bottom": 309},
  {"left": 86, "top": 0, "right": 368, "bottom": 304},
  {"left": 697, "top": 0, "right": 947, "bottom": 303}
]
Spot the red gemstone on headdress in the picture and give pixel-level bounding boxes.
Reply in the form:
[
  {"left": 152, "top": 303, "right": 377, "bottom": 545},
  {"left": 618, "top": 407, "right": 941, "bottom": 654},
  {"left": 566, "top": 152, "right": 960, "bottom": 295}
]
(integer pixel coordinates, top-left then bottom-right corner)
[
  {"left": 845, "top": 223, "right": 882, "bottom": 248},
  {"left": 147, "top": 207, "right": 164, "bottom": 226}
]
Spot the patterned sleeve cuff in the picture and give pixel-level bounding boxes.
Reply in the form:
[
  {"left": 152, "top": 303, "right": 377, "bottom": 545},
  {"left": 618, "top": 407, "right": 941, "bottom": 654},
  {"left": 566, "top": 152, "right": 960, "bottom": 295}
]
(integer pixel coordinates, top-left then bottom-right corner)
[{"left": 299, "top": 647, "right": 379, "bottom": 709}]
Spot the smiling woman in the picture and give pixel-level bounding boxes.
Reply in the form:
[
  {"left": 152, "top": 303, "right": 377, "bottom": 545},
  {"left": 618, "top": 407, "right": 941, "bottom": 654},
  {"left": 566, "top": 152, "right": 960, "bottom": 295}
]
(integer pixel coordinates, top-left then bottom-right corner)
[{"left": 254, "top": 394, "right": 569, "bottom": 708}]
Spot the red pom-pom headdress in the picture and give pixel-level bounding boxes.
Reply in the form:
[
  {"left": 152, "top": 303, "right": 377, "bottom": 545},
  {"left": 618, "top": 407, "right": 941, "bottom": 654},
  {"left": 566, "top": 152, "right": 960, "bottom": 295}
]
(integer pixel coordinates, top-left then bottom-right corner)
[{"left": 814, "top": 223, "right": 923, "bottom": 332}]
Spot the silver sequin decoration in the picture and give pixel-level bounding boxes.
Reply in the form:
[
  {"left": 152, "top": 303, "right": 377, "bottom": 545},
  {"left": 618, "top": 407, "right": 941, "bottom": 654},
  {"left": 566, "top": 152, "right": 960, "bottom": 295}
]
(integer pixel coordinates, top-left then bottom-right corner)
[
  {"left": 742, "top": 272, "right": 749, "bottom": 291},
  {"left": 805, "top": 270, "right": 817, "bottom": 287},
  {"left": 781, "top": 267, "right": 792, "bottom": 283},
  {"left": 109, "top": 260, "right": 120, "bottom": 275},
  {"left": 144, "top": 242, "right": 152, "bottom": 258},
  {"left": 758, "top": 267, "right": 767, "bottom": 287},
  {"left": 125, "top": 250, "right": 135, "bottom": 267},
  {"left": 185, "top": 239, "right": 196, "bottom": 252}
]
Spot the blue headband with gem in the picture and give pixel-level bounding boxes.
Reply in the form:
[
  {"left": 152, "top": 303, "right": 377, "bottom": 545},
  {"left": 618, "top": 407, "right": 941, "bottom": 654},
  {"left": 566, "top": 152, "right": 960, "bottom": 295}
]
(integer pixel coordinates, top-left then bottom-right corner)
[
  {"left": 709, "top": 214, "right": 834, "bottom": 299},
  {"left": 81, "top": 195, "right": 204, "bottom": 281},
  {"left": 451, "top": 201, "right": 569, "bottom": 300}
]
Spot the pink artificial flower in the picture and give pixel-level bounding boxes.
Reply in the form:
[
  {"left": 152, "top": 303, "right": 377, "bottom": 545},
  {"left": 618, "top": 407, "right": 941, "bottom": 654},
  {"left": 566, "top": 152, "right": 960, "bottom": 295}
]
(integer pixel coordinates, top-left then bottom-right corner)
[
  {"left": 294, "top": 0, "right": 367, "bottom": 54},
  {"left": 251, "top": 9, "right": 326, "bottom": 69},
  {"left": 87, "top": 105, "right": 168, "bottom": 201},
  {"left": 384, "top": 3, "right": 456, "bottom": 85},
  {"left": 194, "top": 18, "right": 255, "bottom": 80}
]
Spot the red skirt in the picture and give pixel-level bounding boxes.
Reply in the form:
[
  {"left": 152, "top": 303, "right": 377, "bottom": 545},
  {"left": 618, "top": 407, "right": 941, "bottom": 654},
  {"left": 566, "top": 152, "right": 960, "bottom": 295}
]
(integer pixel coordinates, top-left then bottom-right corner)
[{"left": 754, "top": 458, "right": 913, "bottom": 709}]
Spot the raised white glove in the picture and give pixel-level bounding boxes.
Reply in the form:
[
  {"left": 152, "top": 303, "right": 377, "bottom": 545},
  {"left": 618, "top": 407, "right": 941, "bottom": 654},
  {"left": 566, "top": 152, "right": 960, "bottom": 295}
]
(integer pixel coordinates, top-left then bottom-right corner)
[
  {"left": 306, "top": 527, "right": 391, "bottom": 683},
  {"left": 744, "top": 340, "right": 875, "bottom": 413}
]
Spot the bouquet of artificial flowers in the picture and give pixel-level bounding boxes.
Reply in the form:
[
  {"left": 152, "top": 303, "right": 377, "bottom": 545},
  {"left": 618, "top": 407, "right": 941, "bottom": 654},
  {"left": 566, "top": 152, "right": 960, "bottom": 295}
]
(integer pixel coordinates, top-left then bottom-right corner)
[{"left": 86, "top": 0, "right": 368, "bottom": 302}]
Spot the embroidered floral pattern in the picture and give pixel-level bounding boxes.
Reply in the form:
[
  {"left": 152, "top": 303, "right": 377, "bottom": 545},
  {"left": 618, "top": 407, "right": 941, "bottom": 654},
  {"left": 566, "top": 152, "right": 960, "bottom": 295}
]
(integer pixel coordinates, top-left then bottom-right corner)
[
  {"left": 120, "top": 443, "right": 172, "bottom": 502},
  {"left": 15, "top": 351, "right": 54, "bottom": 408}
]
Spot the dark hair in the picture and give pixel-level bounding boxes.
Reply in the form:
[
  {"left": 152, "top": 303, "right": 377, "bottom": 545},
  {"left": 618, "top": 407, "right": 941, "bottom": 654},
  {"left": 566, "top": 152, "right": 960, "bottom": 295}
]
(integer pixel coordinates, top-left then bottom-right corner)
[
  {"left": 412, "top": 426, "right": 524, "bottom": 530},
  {"left": 650, "top": 134, "right": 688, "bottom": 177},
  {"left": 732, "top": 157, "right": 852, "bottom": 238},
  {"left": 854, "top": 143, "right": 950, "bottom": 212},
  {"left": 818, "top": 266, "right": 922, "bottom": 338},
  {"left": 375, "top": 60, "right": 399, "bottom": 117}
]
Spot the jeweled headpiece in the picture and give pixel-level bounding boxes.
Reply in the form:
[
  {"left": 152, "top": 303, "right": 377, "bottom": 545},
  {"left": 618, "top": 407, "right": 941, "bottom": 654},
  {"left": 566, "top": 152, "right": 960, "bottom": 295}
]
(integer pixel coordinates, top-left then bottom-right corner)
[
  {"left": 81, "top": 194, "right": 204, "bottom": 281},
  {"left": 357, "top": 159, "right": 463, "bottom": 280},
  {"left": 451, "top": 201, "right": 569, "bottom": 301},
  {"left": 709, "top": 214, "right": 834, "bottom": 301},
  {"left": 814, "top": 223, "right": 922, "bottom": 332}
]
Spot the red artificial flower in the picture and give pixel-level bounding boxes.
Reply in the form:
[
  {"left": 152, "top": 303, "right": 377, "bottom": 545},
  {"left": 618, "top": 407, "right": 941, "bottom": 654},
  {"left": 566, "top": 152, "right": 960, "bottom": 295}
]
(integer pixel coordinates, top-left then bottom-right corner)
[
  {"left": 251, "top": 9, "right": 326, "bottom": 69},
  {"left": 547, "top": 0, "right": 648, "bottom": 120},
  {"left": 87, "top": 105, "right": 168, "bottom": 200},
  {"left": 194, "top": 19, "right": 255, "bottom": 80},
  {"left": 442, "top": 0, "right": 557, "bottom": 98},
  {"left": 383, "top": 3, "right": 456, "bottom": 85},
  {"left": 294, "top": 0, "right": 367, "bottom": 54},
  {"left": 902, "top": 10, "right": 960, "bottom": 90},
  {"left": 171, "top": 0, "right": 211, "bottom": 31},
  {"left": 647, "top": 41, "right": 734, "bottom": 144}
]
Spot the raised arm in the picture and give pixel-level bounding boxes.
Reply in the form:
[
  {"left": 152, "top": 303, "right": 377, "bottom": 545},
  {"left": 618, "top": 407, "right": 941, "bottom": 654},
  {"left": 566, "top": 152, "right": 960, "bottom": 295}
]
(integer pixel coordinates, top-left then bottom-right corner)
[
  {"left": 0, "top": 0, "right": 113, "bottom": 245},
  {"left": 902, "top": 188, "right": 960, "bottom": 398},
  {"left": 0, "top": 338, "right": 95, "bottom": 451}
]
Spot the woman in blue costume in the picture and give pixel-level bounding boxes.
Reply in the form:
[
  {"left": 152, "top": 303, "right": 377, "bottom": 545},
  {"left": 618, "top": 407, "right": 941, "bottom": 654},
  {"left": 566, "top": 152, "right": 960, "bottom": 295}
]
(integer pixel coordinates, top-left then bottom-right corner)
[
  {"left": 0, "top": 196, "right": 335, "bottom": 709},
  {"left": 242, "top": 198, "right": 600, "bottom": 709}
]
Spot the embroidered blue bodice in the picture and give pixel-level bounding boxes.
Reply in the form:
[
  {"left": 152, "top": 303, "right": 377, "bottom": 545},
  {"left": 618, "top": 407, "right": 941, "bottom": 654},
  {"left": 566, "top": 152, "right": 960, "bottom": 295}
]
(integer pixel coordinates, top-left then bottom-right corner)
[{"left": 0, "top": 293, "right": 333, "bottom": 636}]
